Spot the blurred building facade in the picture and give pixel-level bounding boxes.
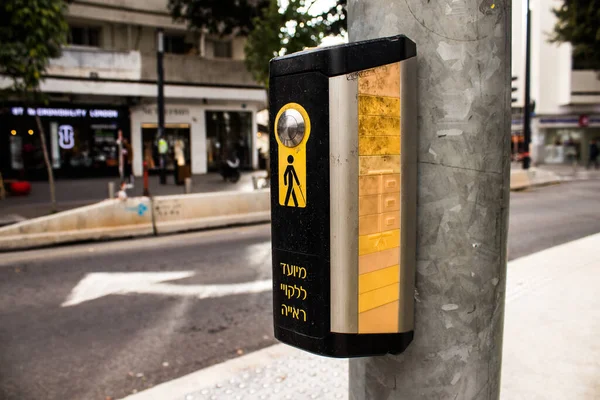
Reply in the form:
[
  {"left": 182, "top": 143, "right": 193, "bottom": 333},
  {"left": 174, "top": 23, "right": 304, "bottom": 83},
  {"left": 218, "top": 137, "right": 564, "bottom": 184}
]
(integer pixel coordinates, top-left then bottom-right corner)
[
  {"left": 511, "top": 0, "right": 600, "bottom": 166},
  {"left": 1, "top": 0, "right": 266, "bottom": 180}
]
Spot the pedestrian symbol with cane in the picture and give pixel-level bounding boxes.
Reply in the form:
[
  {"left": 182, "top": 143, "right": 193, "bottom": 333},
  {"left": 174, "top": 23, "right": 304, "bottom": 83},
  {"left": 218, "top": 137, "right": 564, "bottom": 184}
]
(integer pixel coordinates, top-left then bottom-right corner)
[
  {"left": 275, "top": 103, "right": 310, "bottom": 208},
  {"left": 283, "top": 155, "right": 305, "bottom": 207}
]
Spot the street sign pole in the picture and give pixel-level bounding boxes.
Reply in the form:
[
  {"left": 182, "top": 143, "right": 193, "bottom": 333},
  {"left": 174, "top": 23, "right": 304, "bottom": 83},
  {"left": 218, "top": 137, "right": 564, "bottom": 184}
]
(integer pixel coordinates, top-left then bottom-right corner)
[{"left": 348, "top": 1, "right": 511, "bottom": 398}]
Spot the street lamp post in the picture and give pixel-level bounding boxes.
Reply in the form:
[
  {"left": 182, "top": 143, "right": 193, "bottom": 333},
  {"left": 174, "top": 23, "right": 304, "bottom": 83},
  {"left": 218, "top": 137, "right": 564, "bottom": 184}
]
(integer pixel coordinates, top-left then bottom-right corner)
[
  {"left": 523, "top": 0, "right": 532, "bottom": 169},
  {"left": 157, "top": 28, "right": 167, "bottom": 184}
]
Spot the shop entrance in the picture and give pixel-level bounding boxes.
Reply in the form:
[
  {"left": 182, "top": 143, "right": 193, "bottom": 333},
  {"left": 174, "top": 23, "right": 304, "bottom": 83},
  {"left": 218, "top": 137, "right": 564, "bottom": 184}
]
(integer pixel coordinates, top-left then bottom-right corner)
[
  {"left": 141, "top": 124, "right": 191, "bottom": 172},
  {"left": 544, "top": 129, "right": 582, "bottom": 164},
  {"left": 206, "top": 111, "right": 252, "bottom": 171}
]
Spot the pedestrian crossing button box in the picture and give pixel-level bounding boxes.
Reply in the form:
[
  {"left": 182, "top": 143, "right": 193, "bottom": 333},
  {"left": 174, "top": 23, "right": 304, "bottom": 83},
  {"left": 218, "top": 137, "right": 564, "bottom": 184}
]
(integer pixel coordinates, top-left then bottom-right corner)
[{"left": 269, "top": 35, "right": 417, "bottom": 358}]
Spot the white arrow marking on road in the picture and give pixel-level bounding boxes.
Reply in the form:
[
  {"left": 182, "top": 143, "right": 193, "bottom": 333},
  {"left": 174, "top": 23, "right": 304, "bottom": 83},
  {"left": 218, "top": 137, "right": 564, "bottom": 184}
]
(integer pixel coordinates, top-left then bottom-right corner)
[{"left": 62, "top": 271, "right": 272, "bottom": 307}]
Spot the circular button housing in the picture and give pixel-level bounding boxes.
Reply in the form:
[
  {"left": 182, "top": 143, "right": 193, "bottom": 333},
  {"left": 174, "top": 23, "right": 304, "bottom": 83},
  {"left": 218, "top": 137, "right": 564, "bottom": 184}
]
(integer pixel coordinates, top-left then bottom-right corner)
[{"left": 277, "top": 109, "right": 306, "bottom": 148}]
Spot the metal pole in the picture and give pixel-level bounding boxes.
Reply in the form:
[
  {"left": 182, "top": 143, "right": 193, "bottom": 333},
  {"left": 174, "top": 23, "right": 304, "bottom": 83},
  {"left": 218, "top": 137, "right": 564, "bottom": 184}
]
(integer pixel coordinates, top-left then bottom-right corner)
[
  {"left": 522, "top": 0, "right": 532, "bottom": 169},
  {"left": 117, "top": 129, "right": 124, "bottom": 182},
  {"left": 157, "top": 28, "right": 167, "bottom": 184},
  {"left": 348, "top": 1, "right": 511, "bottom": 399},
  {"left": 108, "top": 181, "right": 115, "bottom": 199}
]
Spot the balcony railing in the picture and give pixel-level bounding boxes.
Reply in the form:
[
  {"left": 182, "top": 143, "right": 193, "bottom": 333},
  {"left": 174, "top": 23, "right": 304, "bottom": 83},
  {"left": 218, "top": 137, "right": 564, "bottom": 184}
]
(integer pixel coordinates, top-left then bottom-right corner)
[
  {"left": 571, "top": 70, "right": 600, "bottom": 104},
  {"left": 141, "top": 53, "right": 259, "bottom": 87},
  {"left": 48, "top": 46, "right": 142, "bottom": 80}
]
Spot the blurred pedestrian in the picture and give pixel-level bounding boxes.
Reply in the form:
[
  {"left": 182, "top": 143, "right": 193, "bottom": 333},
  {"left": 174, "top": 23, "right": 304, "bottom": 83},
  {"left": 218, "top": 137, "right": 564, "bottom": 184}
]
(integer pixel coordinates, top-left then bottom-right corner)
[
  {"left": 588, "top": 139, "right": 599, "bottom": 169},
  {"left": 158, "top": 137, "right": 168, "bottom": 184},
  {"left": 117, "top": 181, "right": 128, "bottom": 201},
  {"left": 122, "top": 138, "right": 134, "bottom": 188}
]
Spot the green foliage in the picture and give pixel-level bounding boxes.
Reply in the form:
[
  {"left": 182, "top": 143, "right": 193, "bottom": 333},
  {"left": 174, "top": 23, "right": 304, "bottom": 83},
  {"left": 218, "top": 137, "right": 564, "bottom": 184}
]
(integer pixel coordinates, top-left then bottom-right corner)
[
  {"left": 169, "top": 0, "right": 271, "bottom": 35},
  {"left": 244, "top": 0, "right": 347, "bottom": 87},
  {"left": 169, "top": 0, "right": 346, "bottom": 87},
  {"left": 0, "top": 0, "right": 69, "bottom": 98},
  {"left": 551, "top": 0, "right": 600, "bottom": 70}
]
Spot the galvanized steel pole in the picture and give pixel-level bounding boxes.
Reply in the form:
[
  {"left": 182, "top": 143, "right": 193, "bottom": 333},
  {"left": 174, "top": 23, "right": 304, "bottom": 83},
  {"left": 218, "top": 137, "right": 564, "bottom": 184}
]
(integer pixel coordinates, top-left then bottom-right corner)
[{"left": 348, "top": 1, "right": 512, "bottom": 399}]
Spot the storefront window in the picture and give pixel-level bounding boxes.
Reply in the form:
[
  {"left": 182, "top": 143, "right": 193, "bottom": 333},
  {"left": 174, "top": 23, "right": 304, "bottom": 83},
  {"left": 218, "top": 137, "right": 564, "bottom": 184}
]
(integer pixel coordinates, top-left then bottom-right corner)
[
  {"left": 544, "top": 129, "right": 582, "bottom": 164},
  {"left": 141, "top": 124, "right": 191, "bottom": 171},
  {"left": 206, "top": 111, "right": 252, "bottom": 170},
  {"left": 1, "top": 105, "right": 129, "bottom": 180}
]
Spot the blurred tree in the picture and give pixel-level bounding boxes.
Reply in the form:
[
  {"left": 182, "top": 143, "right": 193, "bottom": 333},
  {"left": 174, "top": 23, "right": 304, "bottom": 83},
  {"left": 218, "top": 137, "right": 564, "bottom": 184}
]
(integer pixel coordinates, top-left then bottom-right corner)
[
  {"left": 169, "top": 0, "right": 271, "bottom": 35},
  {"left": 245, "top": 0, "right": 346, "bottom": 87},
  {"left": 0, "top": 0, "right": 69, "bottom": 212},
  {"left": 551, "top": 0, "right": 600, "bottom": 71},
  {"left": 169, "top": 0, "right": 346, "bottom": 88}
]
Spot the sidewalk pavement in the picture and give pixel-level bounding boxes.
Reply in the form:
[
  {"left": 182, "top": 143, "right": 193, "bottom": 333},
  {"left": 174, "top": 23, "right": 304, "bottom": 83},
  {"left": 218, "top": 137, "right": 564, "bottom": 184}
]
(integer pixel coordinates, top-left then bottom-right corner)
[
  {"left": 124, "top": 232, "right": 600, "bottom": 400},
  {"left": 0, "top": 171, "right": 267, "bottom": 222},
  {"left": 535, "top": 163, "right": 600, "bottom": 181}
]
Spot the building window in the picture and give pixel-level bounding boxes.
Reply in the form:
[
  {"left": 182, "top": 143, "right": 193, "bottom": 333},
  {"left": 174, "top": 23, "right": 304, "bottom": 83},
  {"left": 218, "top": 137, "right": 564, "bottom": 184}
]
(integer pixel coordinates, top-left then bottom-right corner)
[
  {"left": 572, "top": 52, "right": 596, "bottom": 70},
  {"left": 163, "top": 34, "right": 193, "bottom": 54},
  {"left": 206, "top": 111, "right": 252, "bottom": 170},
  {"left": 68, "top": 26, "right": 101, "bottom": 47},
  {"left": 207, "top": 39, "right": 233, "bottom": 58}
]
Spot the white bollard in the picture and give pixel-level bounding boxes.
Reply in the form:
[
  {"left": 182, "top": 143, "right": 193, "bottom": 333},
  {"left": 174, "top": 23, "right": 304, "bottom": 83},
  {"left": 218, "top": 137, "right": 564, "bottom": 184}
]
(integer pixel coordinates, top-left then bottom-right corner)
[
  {"left": 184, "top": 177, "right": 192, "bottom": 194},
  {"left": 108, "top": 182, "right": 115, "bottom": 199}
]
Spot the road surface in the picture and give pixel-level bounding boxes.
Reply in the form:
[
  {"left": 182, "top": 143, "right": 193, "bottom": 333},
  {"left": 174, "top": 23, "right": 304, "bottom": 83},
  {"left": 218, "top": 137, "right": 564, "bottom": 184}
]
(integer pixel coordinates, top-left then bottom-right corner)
[{"left": 1, "top": 180, "right": 599, "bottom": 400}]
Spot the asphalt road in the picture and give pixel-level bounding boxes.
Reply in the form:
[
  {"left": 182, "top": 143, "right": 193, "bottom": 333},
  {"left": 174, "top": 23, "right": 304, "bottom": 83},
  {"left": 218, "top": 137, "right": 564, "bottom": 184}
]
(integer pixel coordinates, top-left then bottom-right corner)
[
  {"left": 508, "top": 180, "right": 600, "bottom": 260},
  {"left": 1, "top": 180, "right": 599, "bottom": 400}
]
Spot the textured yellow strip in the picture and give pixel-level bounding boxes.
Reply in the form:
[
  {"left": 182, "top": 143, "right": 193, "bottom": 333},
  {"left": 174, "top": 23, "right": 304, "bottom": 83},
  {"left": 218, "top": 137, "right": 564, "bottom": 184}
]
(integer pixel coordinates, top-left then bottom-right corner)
[
  {"left": 359, "top": 247, "right": 401, "bottom": 275},
  {"left": 380, "top": 192, "right": 400, "bottom": 213},
  {"left": 358, "top": 194, "right": 380, "bottom": 216},
  {"left": 359, "top": 214, "right": 380, "bottom": 236},
  {"left": 359, "top": 264, "right": 400, "bottom": 294},
  {"left": 358, "top": 95, "right": 400, "bottom": 117},
  {"left": 359, "top": 175, "right": 381, "bottom": 196},
  {"left": 358, "top": 115, "right": 401, "bottom": 137},
  {"left": 380, "top": 211, "right": 400, "bottom": 231},
  {"left": 359, "top": 136, "right": 401, "bottom": 156},
  {"left": 359, "top": 155, "right": 401, "bottom": 176},
  {"left": 359, "top": 174, "right": 400, "bottom": 196},
  {"left": 381, "top": 174, "right": 401, "bottom": 194},
  {"left": 358, "top": 282, "right": 400, "bottom": 313},
  {"left": 358, "top": 229, "right": 400, "bottom": 256},
  {"left": 358, "top": 62, "right": 401, "bottom": 98},
  {"left": 358, "top": 301, "right": 399, "bottom": 333}
]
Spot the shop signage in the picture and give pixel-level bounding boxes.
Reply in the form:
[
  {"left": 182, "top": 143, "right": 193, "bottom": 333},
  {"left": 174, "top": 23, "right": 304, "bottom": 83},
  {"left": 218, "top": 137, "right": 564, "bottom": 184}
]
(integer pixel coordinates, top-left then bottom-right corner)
[
  {"left": 142, "top": 107, "right": 190, "bottom": 116},
  {"left": 58, "top": 125, "right": 75, "bottom": 149},
  {"left": 11, "top": 107, "right": 119, "bottom": 119}
]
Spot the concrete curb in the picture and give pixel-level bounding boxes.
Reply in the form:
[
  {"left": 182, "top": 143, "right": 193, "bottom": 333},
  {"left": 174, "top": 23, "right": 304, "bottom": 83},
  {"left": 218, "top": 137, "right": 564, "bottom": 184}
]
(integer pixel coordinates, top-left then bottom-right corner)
[
  {"left": 510, "top": 168, "right": 562, "bottom": 191},
  {"left": 0, "top": 190, "right": 270, "bottom": 251}
]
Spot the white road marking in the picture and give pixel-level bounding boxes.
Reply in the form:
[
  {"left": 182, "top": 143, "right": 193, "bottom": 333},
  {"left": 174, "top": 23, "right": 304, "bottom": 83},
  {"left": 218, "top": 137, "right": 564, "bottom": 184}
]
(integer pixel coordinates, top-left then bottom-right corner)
[{"left": 62, "top": 271, "right": 272, "bottom": 307}]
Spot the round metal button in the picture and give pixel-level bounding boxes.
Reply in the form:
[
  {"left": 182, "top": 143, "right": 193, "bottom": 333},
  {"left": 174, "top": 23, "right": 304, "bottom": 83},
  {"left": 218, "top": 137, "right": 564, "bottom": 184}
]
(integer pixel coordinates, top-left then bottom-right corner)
[{"left": 277, "top": 109, "right": 306, "bottom": 148}]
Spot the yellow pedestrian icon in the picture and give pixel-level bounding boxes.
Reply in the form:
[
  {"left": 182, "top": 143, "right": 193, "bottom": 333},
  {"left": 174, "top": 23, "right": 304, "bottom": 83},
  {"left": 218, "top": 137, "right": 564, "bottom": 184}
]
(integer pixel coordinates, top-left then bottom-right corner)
[
  {"left": 283, "top": 155, "right": 305, "bottom": 207},
  {"left": 275, "top": 103, "right": 310, "bottom": 208}
]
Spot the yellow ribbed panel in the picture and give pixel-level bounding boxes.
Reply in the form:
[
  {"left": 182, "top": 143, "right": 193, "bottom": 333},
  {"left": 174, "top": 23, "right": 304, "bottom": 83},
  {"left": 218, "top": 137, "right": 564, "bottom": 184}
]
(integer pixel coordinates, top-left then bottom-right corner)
[
  {"left": 358, "top": 136, "right": 401, "bottom": 156},
  {"left": 358, "top": 301, "right": 399, "bottom": 333},
  {"left": 357, "top": 62, "right": 401, "bottom": 333},
  {"left": 359, "top": 247, "right": 400, "bottom": 275},
  {"left": 358, "top": 265, "right": 400, "bottom": 294},
  {"left": 359, "top": 116, "right": 400, "bottom": 137},
  {"left": 358, "top": 229, "right": 400, "bottom": 256},
  {"left": 358, "top": 282, "right": 400, "bottom": 313},
  {"left": 359, "top": 156, "right": 401, "bottom": 176}
]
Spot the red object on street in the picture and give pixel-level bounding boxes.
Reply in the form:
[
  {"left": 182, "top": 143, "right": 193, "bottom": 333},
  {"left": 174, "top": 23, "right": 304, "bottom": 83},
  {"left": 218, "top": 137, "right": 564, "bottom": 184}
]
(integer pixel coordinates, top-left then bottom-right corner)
[
  {"left": 143, "top": 161, "right": 150, "bottom": 197},
  {"left": 579, "top": 115, "right": 589, "bottom": 127},
  {"left": 10, "top": 181, "right": 31, "bottom": 196}
]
